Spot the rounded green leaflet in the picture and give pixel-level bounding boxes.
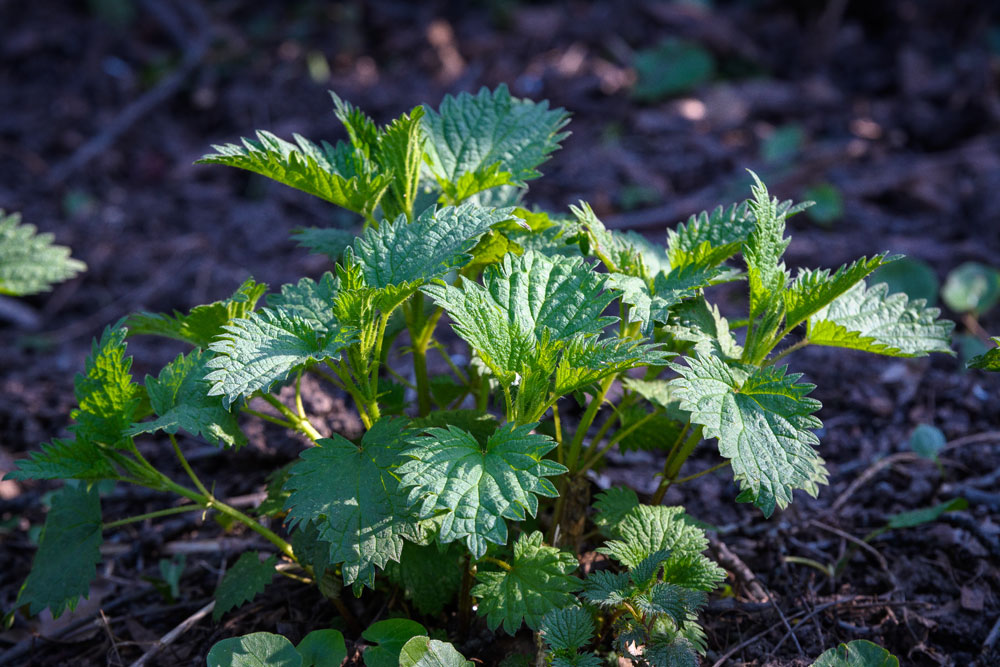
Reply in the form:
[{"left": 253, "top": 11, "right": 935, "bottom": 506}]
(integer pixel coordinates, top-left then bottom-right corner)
[
  {"left": 811, "top": 639, "right": 899, "bottom": 667},
  {"left": 870, "top": 257, "right": 939, "bottom": 306},
  {"left": 207, "top": 632, "right": 302, "bottom": 667},
  {"left": 907, "top": 423, "right": 945, "bottom": 460},
  {"left": 399, "top": 636, "right": 473, "bottom": 667},
  {"left": 361, "top": 619, "right": 427, "bottom": 667},
  {"left": 941, "top": 261, "right": 1000, "bottom": 314},
  {"left": 297, "top": 629, "right": 347, "bottom": 667}
]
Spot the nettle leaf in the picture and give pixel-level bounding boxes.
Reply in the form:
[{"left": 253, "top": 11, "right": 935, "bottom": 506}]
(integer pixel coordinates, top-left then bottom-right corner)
[
  {"left": 554, "top": 336, "right": 671, "bottom": 396},
  {"left": 665, "top": 202, "right": 753, "bottom": 269},
  {"left": 471, "top": 532, "right": 581, "bottom": 634},
  {"left": 207, "top": 632, "right": 302, "bottom": 667},
  {"left": 807, "top": 281, "right": 954, "bottom": 357},
  {"left": 128, "top": 349, "right": 245, "bottom": 448},
  {"left": 423, "top": 84, "right": 570, "bottom": 190},
  {"left": 399, "top": 423, "right": 566, "bottom": 558},
  {"left": 602, "top": 505, "right": 710, "bottom": 567},
  {"left": 206, "top": 308, "right": 356, "bottom": 408},
  {"left": 293, "top": 227, "right": 357, "bottom": 262},
  {"left": 213, "top": 551, "right": 277, "bottom": 621},
  {"left": 0, "top": 210, "right": 85, "bottom": 296},
  {"left": 742, "top": 173, "right": 790, "bottom": 319},
  {"left": 375, "top": 105, "right": 427, "bottom": 219},
  {"left": 126, "top": 278, "right": 268, "bottom": 348},
  {"left": 5, "top": 438, "right": 115, "bottom": 482},
  {"left": 423, "top": 251, "right": 615, "bottom": 385},
  {"left": 16, "top": 483, "right": 102, "bottom": 617},
  {"left": 439, "top": 162, "right": 515, "bottom": 205},
  {"left": 671, "top": 354, "right": 827, "bottom": 516},
  {"left": 197, "top": 130, "right": 390, "bottom": 217},
  {"left": 969, "top": 337, "right": 1000, "bottom": 371},
  {"left": 643, "top": 637, "right": 699, "bottom": 667},
  {"left": 812, "top": 640, "right": 899, "bottom": 667},
  {"left": 593, "top": 487, "right": 640, "bottom": 536},
  {"left": 399, "top": 637, "right": 474, "bottom": 667},
  {"left": 386, "top": 541, "right": 464, "bottom": 615},
  {"left": 580, "top": 570, "right": 633, "bottom": 608},
  {"left": 609, "top": 264, "right": 720, "bottom": 333},
  {"left": 362, "top": 619, "right": 427, "bottom": 667},
  {"left": 661, "top": 553, "right": 727, "bottom": 592},
  {"left": 661, "top": 297, "right": 742, "bottom": 360},
  {"left": 267, "top": 272, "right": 341, "bottom": 333},
  {"left": 570, "top": 202, "right": 646, "bottom": 276},
  {"left": 354, "top": 203, "right": 515, "bottom": 297},
  {"left": 72, "top": 323, "right": 143, "bottom": 449},
  {"left": 541, "top": 607, "right": 595, "bottom": 652},
  {"left": 783, "top": 254, "right": 894, "bottom": 330},
  {"left": 284, "top": 418, "right": 420, "bottom": 590}
]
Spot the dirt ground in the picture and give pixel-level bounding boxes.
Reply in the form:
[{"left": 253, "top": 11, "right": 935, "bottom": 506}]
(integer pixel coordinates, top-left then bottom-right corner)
[{"left": 1, "top": 1, "right": 999, "bottom": 665}]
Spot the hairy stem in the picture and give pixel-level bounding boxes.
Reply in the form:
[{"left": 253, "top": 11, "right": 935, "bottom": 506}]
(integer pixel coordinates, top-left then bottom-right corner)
[
  {"left": 170, "top": 434, "right": 210, "bottom": 497},
  {"left": 651, "top": 424, "right": 703, "bottom": 504},
  {"left": 565, "top": 375, "right": 615, "bottom": 473},
  {"left": 102, "top": 504, "right": 203, "bottom": 530},
  {"left": 766, "top": 338, "right": 810, "bottom": 366},
  {"left": 260, "top": 393, "right": 323, "bottom": 441}
]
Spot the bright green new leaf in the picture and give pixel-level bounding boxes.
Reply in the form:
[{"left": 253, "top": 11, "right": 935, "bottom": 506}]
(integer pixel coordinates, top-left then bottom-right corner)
[
  {"left": 205, "top": 307, "right": 356, "bottom": 408},
  {"left": 602, "top": 505, "right": 710, "bottom": 564},
  {"left": 266, "top": 272, "right": 341, "bottom": 333},
  {"left": 128, "top": 349, "right": 245, "bottom": 447},
  {"left": 671, "top": 354, "right": 827, "bottom": 516},
  {"left": 297, "top": 629, "right": 347, "bottom": 667},
  {"left": 660, "top": 553, "right": 727, "bottom": 592},
  {"left": 71, "top": 323, "right": 144, "bottom": 449},
  {"left": 609, "top": 263, "right": 720, "bottom": 333},
  {"left": 293, "top": 227, "right": 357, "bottom": 261},
  {"left": 471, "top": 532, "right": 581, "bottom": 634},
  {"left": 0, "top": 210, "right": 85, "bottom": 295},
  {"left": 783, "top": 254, "right": 894, "bottom": 330},
  {"left": 207, "top": 632, "right": 302, "bottom": 667},
  {"left": 742, "top": 172, "right": 790, "bottom": 319},
  {"left": 16, "top": 483, "right": 102, "bottom": 617},
  {"left": 399, "top": 422, "right": 566, "bottom": 558},
  {"left": 284, "top": 418, "right": 420, "bottom": 589},
  {"left": 362, "top": 619, "right": 427, "bottom": 667},
  {"left": 438, "top": 162, "right": 515, "bottom": 205},
  {"left": 330, "top": 91, "right": 379, "bottom": 156},
  {"left": 662, "top": 297, "right": 743, "bottom": 360},
  {"left": 399, "top": 636, "right": 473, "bottom": 667},
  {"left": 807, "top": 281, "right": 954, "bottom": 357},
  {"left": 212, "top": 551, "right": 277, "bottom": 620},
  {"left": 197, "top": 130, "right": 390, "bottom": 217},
  {"left": 811, "top": 640, "right": 899, "bottom": 667},
  {"left": 126, "top": 278, "right": 268, "bottom": 348},
  {"left": 423, "top": 84, "right": 569, "bottom": 188},
  {"left": 374, "top": 105, "right": 426, "bottom": 219},
  {"left": 968, "top": 336, "right": 1000, "bottom": 370},
  {"left": 554, "top": 336, "right": 671, "bottom": 396},
  {"left": 5, "top": 438, "right": 115, "bottom": 482},
  {"left": 666, "top": 202, "right": 753, "bottom": 270}
]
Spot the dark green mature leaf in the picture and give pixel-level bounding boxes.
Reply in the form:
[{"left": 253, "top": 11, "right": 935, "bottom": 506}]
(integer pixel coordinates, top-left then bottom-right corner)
[
  {"left": 284, "top": 418, "right": 420, "bottom": 589},
  {"left": 16, "top": 483, "right": 102, "bottom": 617},
  {"left": 5, "top": 438, "right": 115, "bottom": 482},
  {"left": 71, "top": 323, "right": 143, "bottom": 449},
  {"left": 643, "top": 636, "right": 698, "bottom": 667},
  {"left": 783, "top": 254, "right": 894, "bottom": 330},
  {"left": 399, "top": 636, "right": 473, "bottom": 667},
  {"left": 811, "top": 640, "right": 899, "bottom": 667},
  {"left": 423, "top": 251, "right": 615, "bottom": 385},
  {"left": 362, "top": 619, "right": 427, "bottom": 667},
  {"left": 472, "top": 532, "right": 581, "bottom": 634},
  {"left": 207, "top": 632, "right": 302, "bottom": 667},
  {"left": 197, "top": 131, "right": 390, "bottom": 217},
  {"left": 297, "top": 630, "right": 347, "bottom": 667},
  {"left": 213, "top": 551, "right": 277, "bottom": 620},
  {"left": 423, "top": 84, "right": 569, "bottom": 188},
  {"left": 399, "top": 423, "right": 566, "bottom": 558},
  {"left": 743, "top": 172, "right": 790, "bottom": 319},
  {"left": 205, "top": 308, "right": 356, "bottom": 408},
  {"left": 540, "top": 607, "right": 595, "bottom": 652},
  {"left": 354, "top": 203, "right": 515, "bottom": 296},
  {"left": 807, "top": 281, "right": 954, "bottom": 357},
  {"left": 593, "top": 487, "right": 640, "bottom": 536},
  {"left": 128, "top": 349, "right": 245, "bottom": 447},
  {"left": 293, "top": 227, "right": 357, "bottom": 261},
  {"left": 0, "top": 210, "right": 85, "bottom": 295},
  {"left": 386, "top": 541, "right": 463, "bottom": 615},
  {"left": 671, "top": 354, "right": 826, "bottom": 516},
  {"left": 266, "top": 272, "right": 341, "bottom": 333},
  {"left": 635, "top": 583, "right": 696, "bottom": 626},
  {"left": 580, "top": 570, "right": 632, "bottom": 608},
  {"left": 126, "top": 278, "right": 268, "bottom": 348},
  {"left": 968, "top": 337, "right": 1000, "bottom": 370}
]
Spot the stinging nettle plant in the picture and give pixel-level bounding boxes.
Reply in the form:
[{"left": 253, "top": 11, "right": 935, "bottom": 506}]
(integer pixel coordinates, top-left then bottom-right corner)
[{"left": 6, "top": 85, "right": 952, "bottom": 665}]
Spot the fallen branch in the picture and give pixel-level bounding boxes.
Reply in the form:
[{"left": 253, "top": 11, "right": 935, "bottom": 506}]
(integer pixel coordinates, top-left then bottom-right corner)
[{"left": 130, "top": 599, "right": 215, "bottom": 667}]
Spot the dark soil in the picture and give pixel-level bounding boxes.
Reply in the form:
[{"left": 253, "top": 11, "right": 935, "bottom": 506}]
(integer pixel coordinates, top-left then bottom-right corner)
[{"left": 2, "top": 1, "right": 999, "bottom": 665}]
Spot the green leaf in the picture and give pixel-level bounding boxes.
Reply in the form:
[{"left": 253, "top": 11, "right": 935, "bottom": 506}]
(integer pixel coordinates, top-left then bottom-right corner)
[
  {"left": 742, "top": 172, "right": 790, "bottom": 319},
  {"left": 197, "top": 130, "right": 390, "bottom": 217},
  {"left": 400, "top": 423, "right": 566, "bottom": 558},
  {"left": 438, "top": 162, "right": 515, "bottom": 205},
  {"left": 666, "top": 202, "right": 753, "bottom": 270},
  {"left": 297, "top": 629, "right": 347, "bottom": 667},
  {"left": 643, "top": 636, "right": 698, "bottom": 667},
  {"left": 609, "top": 264, "right": 720, "bottom": 333},
  {"left": 399, "top": 636, "right": 473, "bottom": 667},
  {"left": 127, "top": 349, "right": 245, "bottom": 447},
  {"left": 212, "top": 551, "right": 277, "bottom": 620},
  {"left": 630, "top": 549, "right": 673, "bottom": 588},
  {"left": 207, "top": 632, "right": 302, "bottom": 667},
  {"left": 0, "top": 210, "right": 85, "bottom": 295},
  {"left": 635, "top": 583, "right": 699, "bottom": 627},
  {"left": 601, "top": 505, "right": 712, "bottom": 570},
  {"left": 126, "top": 278, "right": 268, "bottom": 348},
  {"left": 205, "top": 307, "right": 356, "bottom": 408},
  {"left": 761, "top": 124, "right": 804, "bottom": 164},
  {"left": 802, "top": 183, "right": 844, "bottom": 226},
  {"left": 671, "top": 354, "right": 826, "bottom": 516},
  {"left": 783, "top": 254, "right": 894, "bottom": 330},
  {"left": 807, "top": 281, "right": 954, "bottom": 357},
  {"left": 660, "top": 553, "right": 727, "bottom": 592},
  {"left": 870, "top": 257, "right": 939, "bottom": 306},
  {"left": 942, "top": 261, "right": 1000, "bottom": 314},
  {"left": 632, "top": 39, "right": 714, "bottom": 101},
  {"left": 410, "top": 409, "right": 500, "bottom": 446},
  {"left": 811, "top": 640, "right": 899, "bottom": 667},
  {"left": 355, "top": 203, "right": 514, "bottom": 296},
  {"left": 968, "top": 337, "right": 1000, "bottom": 370},
  {"left": 471, "top": 531, "right": 581, "bottom": 634},
  {"left": 385, "top": 541, "right": 463, "bottom": 615},
  {"left": 886, "top": 497, "right": 968, "bottom": 529},
  {"left": 374, "top": 105, "right": 427, "bottom": 219},
  {"left": 330, "top": 91, "right": 380, "bottom": 155},
  {"left": 293, "top": 227, "right": 357, "bottom": 262},
  {"left": 71, "top": 323, "right": 143, "bottom": 449},
  {"left": 266, "top": 272, "right": 341, "bottom": 333},
  {"left": 540, "top": 607, "right": 595, "bottom": 652},
  {"left": 16, "top": 483, "right": 102, "bottom": 617},
  {"left": 5, "top": 438, "right": 115, "bottom": 482},
  {"left": 554, "top": 336, "right": 671, "bottom": 396},
  {"left": 362, "top": 619, "right": 427, "bottom": 667},
  {"left": 593, "top": 487, "right": 640, "bottom": 536},
  {"left": 580, "top": 570, "right": 632, "bottom": 608},
  {"left": 423, "top": 85, "right": 569, "bottom": 188},
  {"left": 284, "top": 418, "right": 420, "bottom": 590}
]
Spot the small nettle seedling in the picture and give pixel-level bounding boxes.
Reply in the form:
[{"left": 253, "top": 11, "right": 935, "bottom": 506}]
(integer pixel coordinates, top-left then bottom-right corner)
[{"left": 5, "top": 86, "right": 952, "bottom": 665}]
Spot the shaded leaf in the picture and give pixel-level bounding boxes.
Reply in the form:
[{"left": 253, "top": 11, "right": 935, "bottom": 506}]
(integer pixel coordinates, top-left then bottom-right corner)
[
  {"left": 399, "top": 636, "right": 473, "bottom": 667},
  {"left": 362, "top": 619, "right": 427, "bottom": 667},
  {"left": 297, "top": 629, "right": 347, "bottom": 667},
  {"left": 207, "top": 632, "right": 302, "bottom": 667},
  {"left": 213, "top": 551, "right": 277, "bottom": 620},
  {"left": 811, "top": 640, "right": 899, "bottom": 667}
]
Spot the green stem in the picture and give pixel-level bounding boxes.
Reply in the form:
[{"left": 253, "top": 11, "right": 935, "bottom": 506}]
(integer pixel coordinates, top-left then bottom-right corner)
[
  {"left": 431, "top": 340, "right": 470, "bottom": 385},
  {"left": 565, "top": 376, "right": 615, "bottom": 473},
  {"left": 294, "top": 370, "right": 307, "bottom": 420},
  {"left": 578, "top": 410, "right": 659, "bottom": 475},
  {"left": 327, "top": 361, "right": 373, "bottom": 428},
  {"left": 553, "top": 402, "right": 564, "bottom": 464},
  {"left": 766, "top": 338, "right": 810, "bottom": 366},
  {"left": 651, "top": 425, "right": 703, "bottom": 504},
  {"left": 102, "top": 504, "right": 203, "bottom": 530},
  {"left": 672, "top": 459, "right": 730, "bottom": 485},
  {"left": 481, "top": 555, "right": 512, "bottom": 571},
  {"left": 260, "top": 393, "right": 323, "bottom": 441},
  {"left": 242, "top": 407, "right": 295, "bottom": 430},
  {"left": 170, "top": 434, "right": 210, "bottom": 497}
]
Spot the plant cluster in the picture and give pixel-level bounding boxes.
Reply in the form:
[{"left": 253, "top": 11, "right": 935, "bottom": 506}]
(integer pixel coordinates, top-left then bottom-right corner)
[{"left": 5, "top": 86, "right": 955, "bottom": 665}]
